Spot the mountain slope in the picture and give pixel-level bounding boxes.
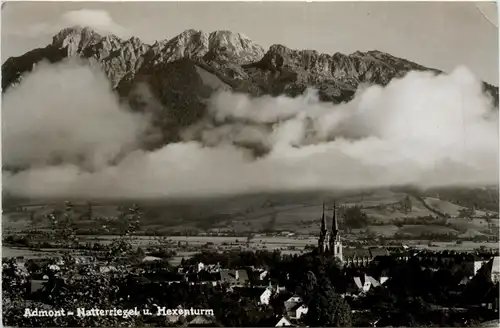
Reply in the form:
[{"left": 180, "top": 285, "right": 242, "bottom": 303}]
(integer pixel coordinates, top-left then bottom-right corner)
[{"left": 3, "top": 26, "right": 498, "bottom": 147}]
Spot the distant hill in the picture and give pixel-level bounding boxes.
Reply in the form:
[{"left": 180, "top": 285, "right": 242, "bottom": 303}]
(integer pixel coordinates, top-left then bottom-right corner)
[{"left": 4, "top": 189, "right": 498, "bottom": 238}]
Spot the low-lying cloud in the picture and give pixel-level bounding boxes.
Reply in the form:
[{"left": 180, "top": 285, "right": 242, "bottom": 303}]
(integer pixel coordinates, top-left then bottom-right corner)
[
  {"left": 3, "top": 61, "right": 498, "bottom": 200},
  {"left": 2, "top": 60, "right": 149, "bottom": 171}
]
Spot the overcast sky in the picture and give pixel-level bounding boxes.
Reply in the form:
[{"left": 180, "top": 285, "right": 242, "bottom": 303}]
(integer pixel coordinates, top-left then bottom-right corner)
[{"left": 1, "top": 1, "right": 498, "bottom": 84}]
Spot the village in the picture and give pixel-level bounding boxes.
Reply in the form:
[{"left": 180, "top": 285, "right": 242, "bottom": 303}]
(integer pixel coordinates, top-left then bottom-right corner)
[{"left": 2, "top": 203, "right": 500, "bottom": 327}]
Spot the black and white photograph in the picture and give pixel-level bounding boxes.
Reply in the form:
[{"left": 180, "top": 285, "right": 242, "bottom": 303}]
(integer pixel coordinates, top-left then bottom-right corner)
[{"left": 1, "top": 1, "right": 499, "bottom": 327}]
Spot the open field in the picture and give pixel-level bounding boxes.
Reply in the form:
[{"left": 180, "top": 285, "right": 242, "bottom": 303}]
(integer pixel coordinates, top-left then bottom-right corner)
[
  {"left": 398, "top": 225, "right": 459, "bottom": 235},
  {"left": 366, "top": 225, "right": 400, "bottom": 237},
  {"left": 3, "top": 188, "right": 498, "bottom": 241},
  {"left": 361, "top": 195, "right": 436, "bottom": 222},
  {"left": 2, "top": 246, "right": 89, "bottom": 259},
  {"left": 3, "top": 238, "right": 498, "bottom": 264},
  {"left": 80, "top": 235, "right": 317, "bottom": 246},
  {"left": 423, "top": 197, "right": 490, "bottom": 217},
  {"left": 423, "top": 197, "right": 467, "bottom": 217}
]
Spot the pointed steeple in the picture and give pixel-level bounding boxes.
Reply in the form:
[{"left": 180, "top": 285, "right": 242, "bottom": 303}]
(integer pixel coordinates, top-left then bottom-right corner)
[
  {"left": 329, "top": 200, "right": 343, "bottom": 263},
  {"left": 318, "top": 201, "right": 329, "bottom": 253},
  {"left": 332, "top": 200, "right": 339, "bottom": 238},
  {"left": 321, "top": 202, "right": 327, "bottom": 233}
]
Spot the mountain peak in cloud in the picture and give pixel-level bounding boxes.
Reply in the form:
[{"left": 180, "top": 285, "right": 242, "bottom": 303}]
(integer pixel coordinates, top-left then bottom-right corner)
[
  {"left": 51, "top": 26, "right": 106, "bottom": 54},
  {"left": 58, "top": 9, "right": 126, "bottom": 36},
  {"left": 2, "top": 26, "right": 499, "bottom": 199}
]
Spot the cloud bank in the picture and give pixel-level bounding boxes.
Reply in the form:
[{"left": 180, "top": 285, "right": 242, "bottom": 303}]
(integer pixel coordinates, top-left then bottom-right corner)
[
  {"left": 2, "top": 60, "right": 149, "bottom": 173},
  {"left": 2, "top": 60, "right": 498, "bottom": 200}
]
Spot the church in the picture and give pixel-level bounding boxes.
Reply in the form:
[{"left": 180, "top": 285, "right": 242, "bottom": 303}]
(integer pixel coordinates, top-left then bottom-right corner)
[
  {"left": 317, "top": 202, "right": 389, "bottom": 267},
  {"left": 318, "top": 202, "right": 343, "bottom": 262}
]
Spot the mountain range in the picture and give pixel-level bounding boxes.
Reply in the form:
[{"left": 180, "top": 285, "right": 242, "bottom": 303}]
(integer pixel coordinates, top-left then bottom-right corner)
[{"left": 2, "top": 26, "right": 499, "bottom": 146}]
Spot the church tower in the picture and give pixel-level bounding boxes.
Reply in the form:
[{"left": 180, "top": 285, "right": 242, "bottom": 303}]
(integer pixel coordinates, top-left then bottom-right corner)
[
  {"left": 329, "top": 201, "right": 343, "bottom": 263},
  {"left": 318, "top": 202, "right": 330, "bottom": 253}
]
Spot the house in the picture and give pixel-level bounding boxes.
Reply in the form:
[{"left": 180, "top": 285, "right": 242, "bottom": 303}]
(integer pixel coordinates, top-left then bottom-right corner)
[
  {"left": 478, "top": 256, "right": 500, "bottom": 283},
  {"left": 219, "top": 269, "right": 250, "bottom": 286},
  {"left": 288, "top": 303, "right": 308, "bottom": 320},
  {"left": 489, "top": 256, "right": 500, "bottom": 283},
  {"left": 12, "top": 261, "right": 29, "bottom": 277},
  {"left": 458, "top": 276, "right": 470, "bottom": 286},
  {"left": 275, "top": 316, "right": 295, "bottom": 327},
  {"left": 73, "top": 255, "right": 93, "bottom": 265},
  {"left": 284, "top": 295, "right": 308, "bottom": 319},
  {"left": 188, "top": 315, "right": 217, "bottom": 327},
  {"left": 48, "top": 264, "right": 61, "bottom": 272},
  {"left": 480, "top": 285, "right": 499, "bottom": 313},
  {"left": 100, "top": 265, "right": 118, "bottom": 273},
  {"left": 232, "top": 286, "right": 274, "bottom": 305},
  {"left": 206, "top": 263, "right": 221, "bottom": 273},
  {"left": 285, "top": 296, "right": 303, "bottom": 305},
  {"left": 166, "top": 281, "right": 182, "bottom": 285},
  {"left": 142, "top": 256, "right": 162, "bottom": 262},
  {"left": 353, "top": 274, "right": 373, "bottom": 293},
  {"left": 198, "top": 271, "right": 220, "bottom": 286},
  {"left": 250, "top": 269, "right": 270, "bottom": 286},
  {"left": 391, "top": 250, "right": 411, "bottom": 261},
  {"left": 236, "top": 269, "right": 249, "bottom": 283},
  {"left": 379, "top": 276, "right": 389, "bottom": 285},
  {"left": 259, "top": 287, "right": 273, "bottom": 305},
  {"left": 366, "top": 276, "right": 382, "bottom": 288},
  {"left": 343, "top": 273, "right": 387, "bottom": 296},
  {"left": 464, "top": 255, "right": 491, "bottom": 277},
  {"left": 165, "top": 315, "right": 181, "bottom": 324},
  {"left": 27, "top": 279, "right": 47, "bottom": 295},
  {"left": 276, "top": 285, "right": 287, "bottom": 293},
  {"left": 343, "top": 281, "right": 360, "bottom": 297}
]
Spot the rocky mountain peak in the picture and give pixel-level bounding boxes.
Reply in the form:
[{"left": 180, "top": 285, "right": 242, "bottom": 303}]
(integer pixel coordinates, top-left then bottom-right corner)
[
  {"left": 3, "top": 26, "right": 498, "bottom": 109},
  {"left": 153, "top": 29, "right": 209, "bottom": 64},
  {"left": 3, "top": 26, "right": 498, "bottom": 152},
  {"left": 207, "top": 30, "right": 265, "bottom": 64},
  {"left": 150, "top": 29, "right": 265, "bottom": 65},
  {"left": 51, "top": 26, "right": 106, "bottom": 56}
]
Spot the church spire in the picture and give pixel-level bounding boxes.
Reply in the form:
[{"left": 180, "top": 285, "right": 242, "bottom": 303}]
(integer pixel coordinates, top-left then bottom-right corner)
[
  {"left": 318, "top": 201, "right": 329, "bottom": 253},
  {"left": 321, "top": 202, "right": 327, "bottom": 232},
  {"left": 332, "top": 200, "right": 339, "bottom": 238},
  {"left": 329, "top": 200, "right": 343, "bottom": 263}
]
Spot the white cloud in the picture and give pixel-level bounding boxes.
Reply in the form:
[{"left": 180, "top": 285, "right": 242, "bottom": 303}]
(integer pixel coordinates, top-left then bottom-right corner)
[
  {"left": 5, "top": 9, "right": 127, "bottom": 39},
  {"left": 58, "top": 9, "right": 126, "bottom": 36},
  {"left": 2, "top": 63, "right": 498, "bottom": 200},
  {"left": 2, "top": 59, "right": 149, "bottom": 171}
]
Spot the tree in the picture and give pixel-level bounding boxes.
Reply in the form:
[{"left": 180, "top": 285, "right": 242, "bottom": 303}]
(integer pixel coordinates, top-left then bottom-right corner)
[
  {"left": 103, "top": 204, "right": 143, "bottom": 262},
  {"left": 117, "top": 204, "right": 141, "bottom": 237},
  {"left": 304, "top": 279, "right": 352, "bottom": 327},
  {"left": 402, "top": 195, "right": 413, "bottom": 214},
  {"left": 45, "top": 203, "right": 78, "bottom": 248},
  {"left": 343, "top": 205, "right": 368, "bottom": 229},
  {"left": 305, "top": 270, "right": 317, "bottom": 292},
  {"left": 29, "top": 211, "right": 41, "bottom": 233}
]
